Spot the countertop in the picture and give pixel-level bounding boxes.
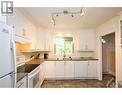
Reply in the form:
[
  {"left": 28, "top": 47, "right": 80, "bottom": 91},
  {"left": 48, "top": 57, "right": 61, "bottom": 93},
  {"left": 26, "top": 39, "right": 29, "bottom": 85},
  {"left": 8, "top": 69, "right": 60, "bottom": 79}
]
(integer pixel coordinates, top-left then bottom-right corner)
[
  {"left": 17, "top": 57, "right": 98, "bottom": 82},
  {"left": 26, "top": 58, "right": 45, "bottom": 64},
  {"left": 25, "top": 58, "right": 98, "bottom": 64},
  {"left": 45, "top": 58, "right": 98, "bottom": 61}
]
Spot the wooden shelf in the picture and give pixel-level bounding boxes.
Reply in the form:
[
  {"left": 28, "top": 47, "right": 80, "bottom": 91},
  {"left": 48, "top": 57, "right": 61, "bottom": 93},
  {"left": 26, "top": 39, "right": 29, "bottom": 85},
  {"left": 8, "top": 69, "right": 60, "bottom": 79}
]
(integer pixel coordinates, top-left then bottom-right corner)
[{"left": 78, "top": 50, "right": 95, "bottom": 52}]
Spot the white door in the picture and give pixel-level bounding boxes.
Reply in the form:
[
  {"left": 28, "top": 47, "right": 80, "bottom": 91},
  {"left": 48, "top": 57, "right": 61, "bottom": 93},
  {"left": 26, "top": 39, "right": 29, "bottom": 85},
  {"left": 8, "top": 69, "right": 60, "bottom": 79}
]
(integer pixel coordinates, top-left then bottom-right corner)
[
  {"left": 0, "top": 16, "right": 6, "bottom": 24},
  {"left": 0, "top": 24, "right": 14, "bottom": 77},
  {"left": 55, "top": 61, "right": 64, "bottom": 79},
  {"left": 45, "top": 61, "right": 55, "bottom": 79},
  {"left": 74, "top": 61, "right": 88, "bottom": 78},
  {"left": 0, "top": 73, "right": 14, "bottom": 88},
  {"left": 88, "top": 61, "right": 97, "bottom": 78},
  {"left": 64, "top": 61, "right": 74, "bottom": 79}
]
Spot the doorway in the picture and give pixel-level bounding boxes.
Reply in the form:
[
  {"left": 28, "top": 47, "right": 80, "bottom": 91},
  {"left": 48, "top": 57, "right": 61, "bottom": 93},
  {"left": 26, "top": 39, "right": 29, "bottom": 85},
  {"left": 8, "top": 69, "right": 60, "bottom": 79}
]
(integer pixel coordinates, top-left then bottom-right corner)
[{"left": 102, "top": 33, "right": 115, "bottom": 87}]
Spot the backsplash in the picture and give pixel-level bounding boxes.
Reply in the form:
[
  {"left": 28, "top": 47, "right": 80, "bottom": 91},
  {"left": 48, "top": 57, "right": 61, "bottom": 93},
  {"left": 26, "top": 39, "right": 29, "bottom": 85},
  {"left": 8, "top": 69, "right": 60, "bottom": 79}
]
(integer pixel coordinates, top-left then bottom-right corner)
[
  {"left": 15, "top": 42, "right": 45, "bottom": 61},
  {"left": 15, "top": 42, "right": 31, "bottom": 56}
]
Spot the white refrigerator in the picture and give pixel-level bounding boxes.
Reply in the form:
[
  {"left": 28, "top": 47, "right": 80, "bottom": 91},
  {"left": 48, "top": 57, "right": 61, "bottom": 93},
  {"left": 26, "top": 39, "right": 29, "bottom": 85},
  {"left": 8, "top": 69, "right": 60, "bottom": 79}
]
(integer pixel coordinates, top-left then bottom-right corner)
[{"left": 0, "top": 23, "right": 16, "bottom": 88}]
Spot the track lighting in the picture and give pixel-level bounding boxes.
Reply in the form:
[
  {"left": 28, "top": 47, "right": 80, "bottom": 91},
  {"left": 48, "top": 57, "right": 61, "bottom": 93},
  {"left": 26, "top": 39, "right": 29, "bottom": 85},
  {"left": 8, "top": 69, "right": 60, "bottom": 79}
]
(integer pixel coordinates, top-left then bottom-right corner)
[
  {"left": 51, "top": 16, "right": 55, "bottom": 26},
  {"left": 51, "top": 8, "right": 84, "bottom": 26}
]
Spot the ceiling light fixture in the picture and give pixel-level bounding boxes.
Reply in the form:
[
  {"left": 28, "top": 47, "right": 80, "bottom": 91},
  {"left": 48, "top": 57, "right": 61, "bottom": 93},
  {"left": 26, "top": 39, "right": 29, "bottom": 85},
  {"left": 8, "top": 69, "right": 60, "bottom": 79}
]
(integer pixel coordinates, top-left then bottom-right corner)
[{"left": 51, "top": 7, "right": 84, "bottom": 26}]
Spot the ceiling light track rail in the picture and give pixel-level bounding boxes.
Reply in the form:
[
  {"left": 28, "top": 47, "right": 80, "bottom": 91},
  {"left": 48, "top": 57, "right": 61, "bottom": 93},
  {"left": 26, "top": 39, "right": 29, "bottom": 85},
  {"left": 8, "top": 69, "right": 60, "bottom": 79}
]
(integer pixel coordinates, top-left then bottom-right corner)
[{"left": 51, "top": 7, "right": 84, "bottom": 26}]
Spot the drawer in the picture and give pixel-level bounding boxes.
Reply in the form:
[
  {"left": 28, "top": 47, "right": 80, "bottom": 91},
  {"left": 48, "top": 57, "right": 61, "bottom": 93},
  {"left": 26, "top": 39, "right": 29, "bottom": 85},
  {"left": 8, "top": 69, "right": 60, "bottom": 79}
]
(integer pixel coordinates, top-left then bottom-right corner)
[{"left": 17, "top": 76, "right": 27, "bottom": 88}]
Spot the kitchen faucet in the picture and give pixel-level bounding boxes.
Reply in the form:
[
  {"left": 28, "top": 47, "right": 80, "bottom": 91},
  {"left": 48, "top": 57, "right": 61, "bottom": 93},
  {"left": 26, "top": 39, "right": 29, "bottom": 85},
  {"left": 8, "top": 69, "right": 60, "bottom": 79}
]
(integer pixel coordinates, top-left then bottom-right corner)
[{"left": 61, "top": 50, "right": 66, "bottom": 59}]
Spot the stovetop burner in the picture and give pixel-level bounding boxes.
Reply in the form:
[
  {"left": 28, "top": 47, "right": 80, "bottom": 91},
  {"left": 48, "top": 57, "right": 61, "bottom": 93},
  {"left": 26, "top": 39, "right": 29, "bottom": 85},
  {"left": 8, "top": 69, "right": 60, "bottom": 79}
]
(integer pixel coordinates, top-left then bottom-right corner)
[{"left": 17, "top": 64, "right": 40, "bottom": 73}]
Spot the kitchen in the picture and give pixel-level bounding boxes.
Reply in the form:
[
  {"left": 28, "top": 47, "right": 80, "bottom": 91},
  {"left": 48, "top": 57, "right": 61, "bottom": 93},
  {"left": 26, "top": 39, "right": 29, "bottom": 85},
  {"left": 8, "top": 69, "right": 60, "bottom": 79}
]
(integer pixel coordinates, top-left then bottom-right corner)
[{"left": 0, "top": 7, "right": 122, "bottom": 88}]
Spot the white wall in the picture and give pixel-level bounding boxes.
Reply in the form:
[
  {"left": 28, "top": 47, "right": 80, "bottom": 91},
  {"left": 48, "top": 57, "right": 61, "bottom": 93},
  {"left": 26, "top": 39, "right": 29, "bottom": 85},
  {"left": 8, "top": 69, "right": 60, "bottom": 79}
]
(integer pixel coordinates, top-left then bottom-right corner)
[
  {"left": 0, "top": 4, "right": 6, "bottom": 24},
  {"left": 95, "top": 16, "right": 122, "bottom": 84},
  {"left": 36, "top": 28, "right": 96, "bottom": 58}
]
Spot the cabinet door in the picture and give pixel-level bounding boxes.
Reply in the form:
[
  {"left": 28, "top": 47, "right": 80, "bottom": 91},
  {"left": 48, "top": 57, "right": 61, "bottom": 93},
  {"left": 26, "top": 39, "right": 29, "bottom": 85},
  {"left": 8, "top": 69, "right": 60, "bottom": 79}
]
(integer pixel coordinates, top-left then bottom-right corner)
[
  {"left": 74, "top": 61, "right": 88, "bottom": 78},
  {"left": 86, "top": 31, "right": 95, "bottom": 51},
  {"left": 40, "top": 63, "right": 45, "bottom": 85},
  {"left": 64, "top": 61, "right": 74, "bottom": 79},
  {"left": 45, "top": 30, "right": 50, "bottom": 50},
  {"left": 45, "top": 61, "right": 55, "bottom": 79},
  {"left": 79, "top": 32, "right": 87, "bottom": 50},
  {"left": 88, "top": 61, "right": 97, "bottom": 78},
  {"left": 79, "top": 30, "right": 95, "bottom": 51},
  {"left": 55, "top": 61, "right": 64, "bottom": 79}
]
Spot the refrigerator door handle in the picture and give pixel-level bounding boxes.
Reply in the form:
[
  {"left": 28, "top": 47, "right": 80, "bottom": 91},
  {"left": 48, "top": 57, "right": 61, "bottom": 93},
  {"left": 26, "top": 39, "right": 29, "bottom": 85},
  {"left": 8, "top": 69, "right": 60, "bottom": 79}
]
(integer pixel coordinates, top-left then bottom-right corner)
[
  {"left": 10, "top": 72, "right": 16, "bottom": 88},
  {"left": 10, "top": 29, "right": 17, "bottom": 88}
]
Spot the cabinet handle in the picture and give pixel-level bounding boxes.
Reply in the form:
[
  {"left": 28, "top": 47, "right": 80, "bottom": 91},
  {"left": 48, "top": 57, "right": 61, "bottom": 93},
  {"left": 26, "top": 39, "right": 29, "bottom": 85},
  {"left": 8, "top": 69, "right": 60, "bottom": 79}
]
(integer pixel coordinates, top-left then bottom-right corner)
[{"left": 18, "top": 82, "right": 24, "bottom": 88}]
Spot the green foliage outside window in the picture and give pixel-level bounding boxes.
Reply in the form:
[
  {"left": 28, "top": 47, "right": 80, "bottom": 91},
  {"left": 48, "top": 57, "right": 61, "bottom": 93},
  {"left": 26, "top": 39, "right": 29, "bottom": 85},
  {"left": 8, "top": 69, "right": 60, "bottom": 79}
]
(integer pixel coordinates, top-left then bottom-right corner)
[{"left": 55, "top": 37, "right": 73, "bottom": 55}]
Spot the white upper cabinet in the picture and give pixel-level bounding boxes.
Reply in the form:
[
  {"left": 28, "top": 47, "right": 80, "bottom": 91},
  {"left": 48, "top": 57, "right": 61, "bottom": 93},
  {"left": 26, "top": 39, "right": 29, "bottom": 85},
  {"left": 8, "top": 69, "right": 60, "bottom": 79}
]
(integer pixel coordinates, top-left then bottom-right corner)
[
  {"left": 79, "top": 29, "right": 95, "bottom": 51},
  {"left": 88, "top": 61, "right": 97, "bottom": 78},
  {"left": 74, "top": 61, "right": 88, "bottom": 78},
  {"left": 6, "top": 9, "right": 38, "bottom": 48},
  {"left": 36, "top": 28, "right": 50, "bottom": 50},
  {"left": 7, "top": 10, "right": 26, "bottom": 37},
  {"left": 64, "top": 61, "right": 74, "bottom": 79}
]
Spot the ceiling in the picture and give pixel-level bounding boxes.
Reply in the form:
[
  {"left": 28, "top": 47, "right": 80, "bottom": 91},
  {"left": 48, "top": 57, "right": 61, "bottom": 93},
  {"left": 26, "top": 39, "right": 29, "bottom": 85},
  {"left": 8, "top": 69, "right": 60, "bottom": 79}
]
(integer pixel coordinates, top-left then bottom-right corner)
[{"left": 18, "top": 7, "right": 122, "bottom": 29}]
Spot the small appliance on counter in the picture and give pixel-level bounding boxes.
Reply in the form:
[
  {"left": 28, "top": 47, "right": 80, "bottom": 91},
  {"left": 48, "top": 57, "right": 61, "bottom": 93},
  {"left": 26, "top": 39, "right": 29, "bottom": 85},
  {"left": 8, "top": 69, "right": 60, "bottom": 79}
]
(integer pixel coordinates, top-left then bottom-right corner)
[{"left": 44, "top": 53, "right": 49, "bottom": 59}]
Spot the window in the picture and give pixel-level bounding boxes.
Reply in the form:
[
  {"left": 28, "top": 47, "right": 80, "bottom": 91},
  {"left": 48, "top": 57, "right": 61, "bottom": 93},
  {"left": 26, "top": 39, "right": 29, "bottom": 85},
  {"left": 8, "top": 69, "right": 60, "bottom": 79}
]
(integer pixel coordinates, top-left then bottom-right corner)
[{"left": 55, "top": 37, "right": 73, "bottom": 55}]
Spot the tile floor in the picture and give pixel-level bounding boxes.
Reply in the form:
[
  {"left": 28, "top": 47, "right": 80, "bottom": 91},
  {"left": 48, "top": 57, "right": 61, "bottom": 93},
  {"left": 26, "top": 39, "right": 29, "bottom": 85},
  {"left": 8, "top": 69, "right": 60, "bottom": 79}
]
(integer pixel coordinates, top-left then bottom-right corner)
[{"left": 41, "top": 74, "right": 115, "bottom": 88}]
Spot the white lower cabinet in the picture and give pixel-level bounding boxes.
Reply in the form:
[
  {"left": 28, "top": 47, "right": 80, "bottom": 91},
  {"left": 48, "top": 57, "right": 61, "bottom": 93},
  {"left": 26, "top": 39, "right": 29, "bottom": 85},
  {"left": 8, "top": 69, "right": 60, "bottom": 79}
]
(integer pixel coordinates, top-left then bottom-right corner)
[
  {"left": 40, "top": 63, "right": 45, "bottom": 85},
  {"left": 45, "top": 61, "right": 55, "bottom": 79},
  {"left": 55, "top": 61, "right": 64, "bottom": 79},
  {"left": 88, "top": 61, "right": 97, "bottom": 78},
  {"left": 64, "top": 61, "right": 74, "bottom": 79},
  {"left": 44, "top": 60, "right": 98, "bottom": 80},
  {"left": 74, "top": 61, "right": 88, "bottom": 78}
]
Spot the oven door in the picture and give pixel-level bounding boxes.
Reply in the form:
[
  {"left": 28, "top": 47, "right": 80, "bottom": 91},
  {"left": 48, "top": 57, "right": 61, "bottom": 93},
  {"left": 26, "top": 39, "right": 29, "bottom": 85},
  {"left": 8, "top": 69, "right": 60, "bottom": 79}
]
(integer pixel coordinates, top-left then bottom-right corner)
[{"left": 28, "top": 65, "right": 41, "bottom": 88}]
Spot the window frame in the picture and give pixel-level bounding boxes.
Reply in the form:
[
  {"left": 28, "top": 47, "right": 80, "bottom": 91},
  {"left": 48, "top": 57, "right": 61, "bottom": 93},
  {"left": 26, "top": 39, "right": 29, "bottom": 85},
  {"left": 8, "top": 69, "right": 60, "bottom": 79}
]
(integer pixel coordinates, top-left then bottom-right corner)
[{"left": 54, "top": 36, "right": 74, "bottom": 55}]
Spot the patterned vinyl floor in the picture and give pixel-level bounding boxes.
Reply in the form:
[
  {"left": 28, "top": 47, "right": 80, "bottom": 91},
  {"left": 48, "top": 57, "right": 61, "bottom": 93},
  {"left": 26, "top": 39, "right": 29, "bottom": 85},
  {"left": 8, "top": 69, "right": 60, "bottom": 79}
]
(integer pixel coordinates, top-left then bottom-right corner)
[{"left": 41, "top": 74, "right": 115, "bottom": 88}]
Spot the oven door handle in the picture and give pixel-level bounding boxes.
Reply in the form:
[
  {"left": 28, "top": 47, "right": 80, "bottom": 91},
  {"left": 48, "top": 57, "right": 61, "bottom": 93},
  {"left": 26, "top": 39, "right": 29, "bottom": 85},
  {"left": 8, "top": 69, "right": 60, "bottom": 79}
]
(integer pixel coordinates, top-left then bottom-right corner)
[{"left": 28, "top": 68, "right": 40, "bottom": 78}]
